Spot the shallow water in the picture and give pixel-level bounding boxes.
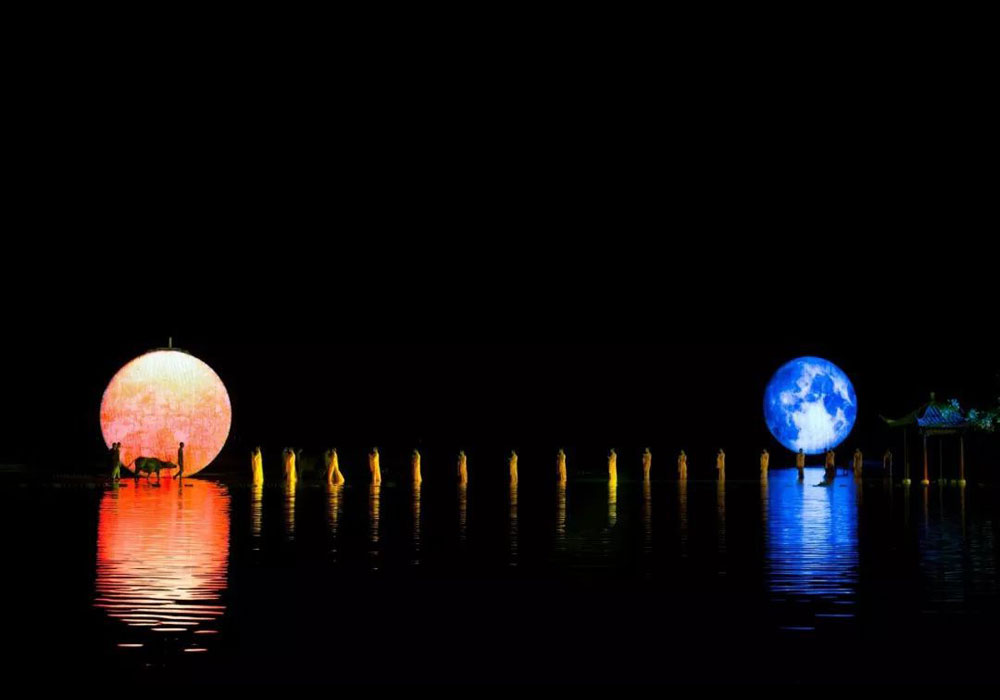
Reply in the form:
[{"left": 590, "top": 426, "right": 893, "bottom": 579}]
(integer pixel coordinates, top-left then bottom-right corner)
[{"left": 4, "top": 467, "right": 1000, "bottom": 683}]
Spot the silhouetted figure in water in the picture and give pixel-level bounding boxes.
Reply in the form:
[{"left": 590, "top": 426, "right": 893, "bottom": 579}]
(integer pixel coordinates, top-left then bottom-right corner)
[
  {"left": 760, "top": 449, "right": 770, "bottom": 479},
  {"left": 177, "top": 442, "right": 185, "bottom": 478},
  {"left": 818, "top": 449, "right": 836, "bottom": 486},
  {"left": 883, "top": 449, "right": 893, "bottom": 479},
  {"left": 853, "top": 449, "right": 863, "bottom": 478},
  {"left": 796, "top": 449, "right": 805, "bottom": 481},
  {"left": 110, "top": 442, "right": 121, "bottom": 481}
]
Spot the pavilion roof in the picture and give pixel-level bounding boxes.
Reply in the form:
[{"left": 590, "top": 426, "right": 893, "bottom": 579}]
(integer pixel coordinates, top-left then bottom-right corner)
[{"left": 917, "top": 400, "right": 968, "bottom": 430}]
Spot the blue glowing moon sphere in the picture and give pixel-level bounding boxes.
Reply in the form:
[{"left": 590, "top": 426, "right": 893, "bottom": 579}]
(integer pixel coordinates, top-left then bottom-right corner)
[{"left": 764, "top": 356, "right": 857, "bottom": 454}]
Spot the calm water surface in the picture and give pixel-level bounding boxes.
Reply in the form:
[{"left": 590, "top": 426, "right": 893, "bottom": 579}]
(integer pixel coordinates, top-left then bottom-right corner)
[{"left": 5, "top": 467, "right": 1000, "bottom": 683}]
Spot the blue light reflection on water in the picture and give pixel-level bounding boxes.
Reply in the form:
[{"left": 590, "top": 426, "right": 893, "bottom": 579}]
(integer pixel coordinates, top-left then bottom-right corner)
[{"left": 766, "top": 468, "right": 859, "bottom": 625}]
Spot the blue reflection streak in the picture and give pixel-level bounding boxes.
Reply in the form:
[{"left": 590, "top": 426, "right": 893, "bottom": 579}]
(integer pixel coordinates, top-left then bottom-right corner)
[{"left": 767, "top": 468, "right": 858, "bottom": 604}]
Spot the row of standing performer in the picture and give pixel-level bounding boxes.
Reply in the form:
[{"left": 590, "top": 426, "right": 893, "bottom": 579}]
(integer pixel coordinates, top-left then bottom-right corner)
[{"left": 249, "top": 446, "right": 873, "bottom": 486}]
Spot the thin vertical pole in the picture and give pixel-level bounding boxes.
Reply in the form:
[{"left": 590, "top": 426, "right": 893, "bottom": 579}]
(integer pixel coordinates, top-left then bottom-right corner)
[
  {"left": 904, "top": 427, "right": 910, "bottom": 484},
  {"left": 939, "top": 438, "right": 944, "bottom": 483},
  {"left": 959, "top": 434, "right": 966, "bottom": 485},
  {"left": 922, "top": 433, "right": 929, "bottom": 486}
]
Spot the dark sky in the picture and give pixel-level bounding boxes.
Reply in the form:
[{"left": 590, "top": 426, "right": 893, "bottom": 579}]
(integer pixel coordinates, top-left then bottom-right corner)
[{"left": 2, "top": 93, "right": 995, "bottom": 477}]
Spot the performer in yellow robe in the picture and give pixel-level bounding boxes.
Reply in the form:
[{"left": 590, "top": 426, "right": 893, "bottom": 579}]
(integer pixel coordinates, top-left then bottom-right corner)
[
  {"left": 283, "top": 447, "right": 297, "bottom": 486},
  {"left": 332, "top": 449, "right": 345, "bottom": 484},
  {"left": 324, "top": 448, "right": 345, "bottom": 485},
  {"left": 678, "top": 450, "right": 688, "bottom": 480},
  {"left": 642, "top": 448, "right": 652, "bottom": 482},
  {"left": 608, "top": 449, "right": 618, "bottom": 486},
  {"left": 412, "top": 449, "right": 422, "bottom": 486},
  {"left": 716, "top": 449, "right": 726, "bottom": 482},
  {"left": 369, "top": 448, "right": 382, "bottom": 485},
  {"left": 251, "top": 446, "right": 264, "bottom": 486},
  {"left": 556, "top": 449, "right": 568, "bottom": 486},
  {"left": 457, "top": 450, "right": 468, "bottom": 486},
  {"left": 508, "top": 451, "right": 518, "bottom": 486},
  {"left": 760, "top": 449, "right": 770, "bottom": 479},
  {"left": 796, "top": 449, "right": 806, "bottom": 481}
]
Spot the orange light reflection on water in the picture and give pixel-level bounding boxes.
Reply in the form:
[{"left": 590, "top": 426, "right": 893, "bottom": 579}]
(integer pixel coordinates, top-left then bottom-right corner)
[{"left": 95, "top": 480, "right": 230, "bottom": 651}]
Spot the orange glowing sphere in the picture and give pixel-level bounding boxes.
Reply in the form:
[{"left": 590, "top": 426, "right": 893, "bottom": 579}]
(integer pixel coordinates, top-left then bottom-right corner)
[{"left": 100, "top": 350, "right": 232, "bottom": 475}]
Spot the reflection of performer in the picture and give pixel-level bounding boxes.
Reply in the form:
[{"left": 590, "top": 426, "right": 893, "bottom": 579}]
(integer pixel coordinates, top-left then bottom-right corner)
[
  {"left": 642, "top": 448, "right": 652, "bottom": 482},
  {"left": 678, "top": 451, "right": 688, "bottom": 480},
  {"left": 796, "top": 449, "right": 805, "bottom": 481},
  {"left": 760, "top": 449, "right": 770, "bottom": 479}
]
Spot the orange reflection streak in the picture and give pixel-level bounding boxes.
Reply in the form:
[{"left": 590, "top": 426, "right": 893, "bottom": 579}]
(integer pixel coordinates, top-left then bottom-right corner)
[
  {"left": 642, "top": 480, "right": 652, "bottom": 555},
  {"left": 717, "top": 480, "right": 727, "bottom": 558},
  {"left": 458, "top": 483, "right": 468, "bottom": 543},
  {"left": 329, "top": 483, "right": 344, "bottom": 562},
  {"left": 678, "top": 480, "right": 689, "bottom": 556},
  {"left": 555, "top": 483, "right": 567, "bottom": 553},
  {"left": 608, "top": 480, "right": 618, "bottom": 528},
  {"left": 411, "top": 483, "right": 421, "bottom": 565},
  {"left": 95, "top": 480, "right": 230, "bottom": 644},
  {"left": 251, "top": 483, "right": 263, "bottom": 538},
  {"left": 284, "top": 483, "right": 296, "bottom": 539},
  {"left": 508, "top": 482, "right": 519, "bottom": 566},
  {"left": 369, "top": 483, "right": 382, "bottom": 570}
]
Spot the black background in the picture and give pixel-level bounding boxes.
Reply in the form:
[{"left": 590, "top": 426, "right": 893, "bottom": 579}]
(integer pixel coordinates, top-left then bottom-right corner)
[
  {"left": 1, "top": 11, "right": 999, "bottom": 687},
  {"left": 2, "top": 8, "right": 996, "bottom": 479}
]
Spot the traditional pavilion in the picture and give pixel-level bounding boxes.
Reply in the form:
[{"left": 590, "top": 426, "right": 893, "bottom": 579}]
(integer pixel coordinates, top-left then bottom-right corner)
[{"left": 882, "top": 393, "right": 968, "bottom": 486}]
